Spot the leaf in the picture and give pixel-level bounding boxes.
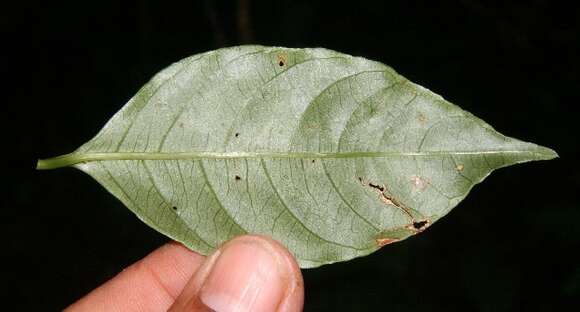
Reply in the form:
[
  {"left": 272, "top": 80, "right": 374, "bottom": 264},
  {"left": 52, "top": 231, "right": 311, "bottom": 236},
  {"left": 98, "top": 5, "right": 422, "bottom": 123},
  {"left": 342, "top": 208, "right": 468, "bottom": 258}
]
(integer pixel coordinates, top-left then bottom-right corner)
[{"left": 37, "top": 46, "right": 557, "bottom": 268}]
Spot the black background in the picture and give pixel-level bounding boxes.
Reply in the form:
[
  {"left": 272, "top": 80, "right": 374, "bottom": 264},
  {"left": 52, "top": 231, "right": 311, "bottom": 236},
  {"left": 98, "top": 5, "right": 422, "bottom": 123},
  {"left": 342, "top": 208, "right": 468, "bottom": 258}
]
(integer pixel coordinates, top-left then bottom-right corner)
[{"left": 3, "top": 1, "right": 579, "bottom": 310}]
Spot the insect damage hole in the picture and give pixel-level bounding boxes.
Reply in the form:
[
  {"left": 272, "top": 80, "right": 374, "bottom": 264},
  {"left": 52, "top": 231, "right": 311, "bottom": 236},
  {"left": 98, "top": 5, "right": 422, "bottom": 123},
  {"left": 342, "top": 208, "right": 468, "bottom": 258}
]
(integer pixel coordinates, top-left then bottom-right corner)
[
  {"left": 171, "top": 206, "right": 178, "bottom": 211},
  {"left": 412, "top": 220, "right": 428, "bottom": 230},
  {"left": 368, "top": 182, "right": 385, "bottom": 192},
  {"left": 234, "top": 132, "right": 240, "bottom": 138},
  {"left": 235, "top": 175, "right": 241, "bottom": 181},
  {"left": 357, "top": 176, "right": 385, "bottom": 191}
]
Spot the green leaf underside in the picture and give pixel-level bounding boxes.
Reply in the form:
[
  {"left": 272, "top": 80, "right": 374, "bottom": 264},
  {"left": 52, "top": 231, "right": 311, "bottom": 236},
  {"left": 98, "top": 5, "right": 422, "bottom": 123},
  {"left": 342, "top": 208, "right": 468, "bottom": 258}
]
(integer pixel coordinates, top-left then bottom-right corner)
[{"left": 38, "top": 46, "right": 556, "bottom": 268}]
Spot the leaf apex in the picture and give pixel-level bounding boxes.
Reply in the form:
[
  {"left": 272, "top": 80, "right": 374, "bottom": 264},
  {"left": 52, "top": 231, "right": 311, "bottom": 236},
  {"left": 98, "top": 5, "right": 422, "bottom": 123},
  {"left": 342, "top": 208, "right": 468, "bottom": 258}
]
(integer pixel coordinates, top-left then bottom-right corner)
[{"left": 535, "top": 145, "right": 559, "bottom": 161}]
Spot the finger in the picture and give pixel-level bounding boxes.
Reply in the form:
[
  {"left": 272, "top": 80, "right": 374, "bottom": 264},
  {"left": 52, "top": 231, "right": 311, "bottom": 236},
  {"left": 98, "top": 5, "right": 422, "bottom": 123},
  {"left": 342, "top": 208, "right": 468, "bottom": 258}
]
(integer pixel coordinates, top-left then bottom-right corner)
[
  {"left": 169, "top": 235, "right": 304, "bottom": 312},
  {"left": 66, "top": 241, "right": 205, "bottom": 312}
]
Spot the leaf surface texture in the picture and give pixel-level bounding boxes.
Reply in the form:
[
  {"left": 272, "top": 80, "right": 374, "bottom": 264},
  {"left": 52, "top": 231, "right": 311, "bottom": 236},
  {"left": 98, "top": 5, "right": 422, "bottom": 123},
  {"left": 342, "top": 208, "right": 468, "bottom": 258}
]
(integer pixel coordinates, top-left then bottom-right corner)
[{"left": 38, "top": 46, "right": 556, "bottom": 267}]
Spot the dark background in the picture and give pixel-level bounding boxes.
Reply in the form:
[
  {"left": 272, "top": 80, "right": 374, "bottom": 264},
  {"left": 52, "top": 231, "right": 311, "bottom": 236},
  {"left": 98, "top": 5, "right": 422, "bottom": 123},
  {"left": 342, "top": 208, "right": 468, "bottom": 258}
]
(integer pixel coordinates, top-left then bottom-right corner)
[{"left": 3, "top": 0, "right": 579, "bottom": 310}]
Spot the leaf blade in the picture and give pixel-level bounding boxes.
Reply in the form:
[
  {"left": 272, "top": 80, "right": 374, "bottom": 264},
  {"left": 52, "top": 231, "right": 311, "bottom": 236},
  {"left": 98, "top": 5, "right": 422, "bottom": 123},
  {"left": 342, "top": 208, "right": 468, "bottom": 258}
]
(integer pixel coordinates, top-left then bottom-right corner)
[{"left": 37, "top": 46, "right": 557, "bottom": 267}]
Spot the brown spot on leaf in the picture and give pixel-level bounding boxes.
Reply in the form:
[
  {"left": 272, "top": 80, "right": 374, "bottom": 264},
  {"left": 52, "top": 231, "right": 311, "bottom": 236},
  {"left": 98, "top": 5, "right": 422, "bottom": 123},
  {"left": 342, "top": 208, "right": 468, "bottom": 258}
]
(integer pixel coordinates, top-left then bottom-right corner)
[
  {"left": 357, "top": 177, "right": 417, "bottom": 221},
  {"left": 410, "top": 175, "right": 429, "bottom": 190},
  {"left": 379, "top": 194, "right": 396, "bottom": 206},
  {"left": 418, "top": 113, "right": 427, "bottom": 123},
  {"left": 277, "top": 53, "right": 287, "bottom": 67},
  {"left": 456, "top": 164, "right": 464, "bottom": 171},
  {"left": 305, "top": 123, "right": 320, "bottom": 129},
  {"left": 178, "top": 122, "right": 184, "bottom": 128},
  {"left": 376, "top": 237, "right": 398, "bottom": 247}
]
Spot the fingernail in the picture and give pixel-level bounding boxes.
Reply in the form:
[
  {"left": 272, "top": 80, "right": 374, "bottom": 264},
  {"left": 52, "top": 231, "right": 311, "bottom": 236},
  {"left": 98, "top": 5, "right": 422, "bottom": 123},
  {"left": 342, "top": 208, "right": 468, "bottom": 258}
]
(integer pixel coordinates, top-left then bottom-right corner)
[{"left": 200, "top": 239, "right": 286, "bottom": 312}]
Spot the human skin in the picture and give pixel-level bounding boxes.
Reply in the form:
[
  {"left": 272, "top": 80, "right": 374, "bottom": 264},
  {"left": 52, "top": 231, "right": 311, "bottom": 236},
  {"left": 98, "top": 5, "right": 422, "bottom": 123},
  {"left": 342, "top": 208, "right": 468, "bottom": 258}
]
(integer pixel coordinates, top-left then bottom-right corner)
[{"left": 66, "top": 235, "right": 304, "bottom": 312}]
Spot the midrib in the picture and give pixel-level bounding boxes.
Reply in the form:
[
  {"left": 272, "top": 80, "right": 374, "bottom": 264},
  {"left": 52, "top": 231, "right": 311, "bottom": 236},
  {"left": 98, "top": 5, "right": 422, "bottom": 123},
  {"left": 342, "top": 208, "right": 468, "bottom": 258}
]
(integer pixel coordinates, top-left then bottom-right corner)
[{"left": 36, "top": 149, "right": 554, "bottom": 170}]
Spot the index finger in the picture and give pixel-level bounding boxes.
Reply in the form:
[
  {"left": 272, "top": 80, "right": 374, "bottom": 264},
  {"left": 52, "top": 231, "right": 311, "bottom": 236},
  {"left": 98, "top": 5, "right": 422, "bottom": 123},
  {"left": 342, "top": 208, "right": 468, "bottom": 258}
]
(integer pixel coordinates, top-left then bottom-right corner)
[{"left": 66, "top": 241, "right": 205, "bottom": 312}]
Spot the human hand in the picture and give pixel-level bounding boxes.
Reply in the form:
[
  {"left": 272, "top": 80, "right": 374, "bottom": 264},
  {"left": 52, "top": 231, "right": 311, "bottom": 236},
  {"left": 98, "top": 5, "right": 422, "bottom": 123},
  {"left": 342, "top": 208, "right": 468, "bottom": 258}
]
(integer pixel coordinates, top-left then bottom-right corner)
[{"left": 66, "top": 235, "right": 304, "bottom": 312}]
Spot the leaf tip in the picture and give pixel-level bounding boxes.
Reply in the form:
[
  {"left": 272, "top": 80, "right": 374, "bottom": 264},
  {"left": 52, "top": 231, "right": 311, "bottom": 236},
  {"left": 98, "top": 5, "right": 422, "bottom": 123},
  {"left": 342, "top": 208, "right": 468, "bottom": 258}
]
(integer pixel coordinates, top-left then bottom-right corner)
[
  {"left": 512, "top": 140, "right": 559, "bottom": 163},
  {"left": 547, "top": 147, "right": 559, "bottom": 159},
  {"left": 536, "top": 145, "right": 559, "bottom": 161}
]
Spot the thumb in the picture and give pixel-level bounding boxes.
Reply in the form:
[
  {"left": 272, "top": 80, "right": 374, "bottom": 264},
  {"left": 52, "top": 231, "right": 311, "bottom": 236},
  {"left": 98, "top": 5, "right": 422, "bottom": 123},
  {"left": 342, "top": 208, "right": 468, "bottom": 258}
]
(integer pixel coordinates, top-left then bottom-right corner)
[{"left": 169, "top": 235, "right": 304, "bottom": 312}]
